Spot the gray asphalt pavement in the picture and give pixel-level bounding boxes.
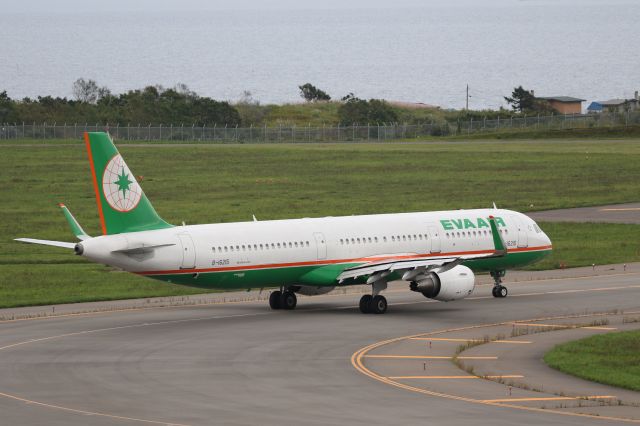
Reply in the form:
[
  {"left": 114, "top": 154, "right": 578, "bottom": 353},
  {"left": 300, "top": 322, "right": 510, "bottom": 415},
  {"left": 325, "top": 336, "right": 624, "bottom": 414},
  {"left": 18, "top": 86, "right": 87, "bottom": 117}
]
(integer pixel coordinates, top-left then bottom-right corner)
[
  {"left": 528, "top": 203, "right": 640, "bottom": 224},
  {"left": 1, "top": 270, "right": 640, "bottom": 425}
]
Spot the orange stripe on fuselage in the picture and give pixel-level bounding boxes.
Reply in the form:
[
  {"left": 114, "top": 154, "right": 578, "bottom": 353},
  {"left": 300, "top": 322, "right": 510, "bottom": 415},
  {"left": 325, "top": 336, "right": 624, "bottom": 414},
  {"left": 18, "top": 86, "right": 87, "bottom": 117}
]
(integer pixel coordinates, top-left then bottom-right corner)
[
  {"left": 84, "top": 132, "right": 107, "bottom": 235},
  {"left": 136, "top": 245, "right": 553, "bottom": 276}
]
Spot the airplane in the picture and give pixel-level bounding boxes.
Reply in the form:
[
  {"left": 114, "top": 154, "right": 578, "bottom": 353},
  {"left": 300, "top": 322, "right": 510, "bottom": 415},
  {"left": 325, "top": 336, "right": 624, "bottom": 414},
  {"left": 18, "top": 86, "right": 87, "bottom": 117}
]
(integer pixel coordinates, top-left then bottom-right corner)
[{"left": 16, "top": 132, "right": 553, "bottom": 314}]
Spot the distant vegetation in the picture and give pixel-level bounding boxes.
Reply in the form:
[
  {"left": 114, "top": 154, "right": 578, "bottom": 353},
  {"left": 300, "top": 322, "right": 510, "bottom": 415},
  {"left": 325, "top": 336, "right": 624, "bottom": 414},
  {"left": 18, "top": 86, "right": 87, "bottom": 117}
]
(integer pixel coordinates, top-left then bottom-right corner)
[
  {"left": 0, "top": 79, "right": 535, "bottom": 128},
  {"left": 0, "top": 80, "right": 241, "bottom": 126},
  {"left": 298, "top": 83, "right": 331, "bottom": 102}
]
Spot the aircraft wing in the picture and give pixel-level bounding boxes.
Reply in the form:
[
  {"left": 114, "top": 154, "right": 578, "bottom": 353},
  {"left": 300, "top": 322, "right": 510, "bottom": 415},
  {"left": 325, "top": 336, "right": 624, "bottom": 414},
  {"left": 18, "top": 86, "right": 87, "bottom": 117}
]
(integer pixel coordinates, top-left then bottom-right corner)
[
  {"left": 337, "top": 251, "right": 500, "bottom": 282},
  {"left": 337, "top": 215, "right": 507, "bottom": 283}
]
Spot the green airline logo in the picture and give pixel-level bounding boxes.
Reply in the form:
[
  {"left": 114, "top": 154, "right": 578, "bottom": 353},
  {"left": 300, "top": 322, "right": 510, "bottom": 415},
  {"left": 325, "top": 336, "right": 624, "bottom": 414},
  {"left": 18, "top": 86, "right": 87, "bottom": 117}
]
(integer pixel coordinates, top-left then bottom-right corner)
[
  {"left": 114, "top": 167, "right": 133, "bottom": 198},
  {"left": 440, "top": 217, "right": 505, "bottom": 231}
]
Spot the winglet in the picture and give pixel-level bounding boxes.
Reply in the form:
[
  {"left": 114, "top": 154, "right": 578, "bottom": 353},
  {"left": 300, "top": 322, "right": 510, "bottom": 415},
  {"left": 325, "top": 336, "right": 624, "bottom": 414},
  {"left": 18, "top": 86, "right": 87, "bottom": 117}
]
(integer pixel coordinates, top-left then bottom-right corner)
[
  {"left": 488, "top": 216, "right": 506, "bottom": 255},
  {"left": 59, "top": 204, "right": 90, "bottom": 241}
]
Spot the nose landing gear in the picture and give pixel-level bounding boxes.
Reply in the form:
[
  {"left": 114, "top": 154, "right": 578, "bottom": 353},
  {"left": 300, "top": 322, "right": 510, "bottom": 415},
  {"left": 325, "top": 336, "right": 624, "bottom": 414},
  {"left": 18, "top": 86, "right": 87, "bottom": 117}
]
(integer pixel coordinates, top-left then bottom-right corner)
[{"left": 491, "top": 270, "right": 508, "bottom": 298}]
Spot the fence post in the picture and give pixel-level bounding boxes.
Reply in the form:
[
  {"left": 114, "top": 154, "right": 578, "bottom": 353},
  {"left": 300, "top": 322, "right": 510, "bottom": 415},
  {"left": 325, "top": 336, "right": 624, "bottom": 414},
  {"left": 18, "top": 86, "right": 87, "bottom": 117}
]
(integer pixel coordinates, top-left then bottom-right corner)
[{"left": 264, "top": 123, "right": 267, "bottom": 142}]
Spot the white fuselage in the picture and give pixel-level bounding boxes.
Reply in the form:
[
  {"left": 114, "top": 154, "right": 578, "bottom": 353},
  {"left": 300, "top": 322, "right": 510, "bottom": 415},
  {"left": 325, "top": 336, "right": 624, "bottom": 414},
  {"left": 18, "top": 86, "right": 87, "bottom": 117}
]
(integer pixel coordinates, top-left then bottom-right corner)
[{"left": 78, "top": 208, "right": 551, "bottom": 289}]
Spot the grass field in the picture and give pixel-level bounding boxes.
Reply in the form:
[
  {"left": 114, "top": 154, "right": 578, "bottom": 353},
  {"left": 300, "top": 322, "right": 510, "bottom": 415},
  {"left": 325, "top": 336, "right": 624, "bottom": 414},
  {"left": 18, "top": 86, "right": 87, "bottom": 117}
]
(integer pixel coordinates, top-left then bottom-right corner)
[
  {"left": 544, "top": 330, "right": 640, "bottom": 392},
  {"left": 1, "top": 138, "right": 640, "bottom": 308}
]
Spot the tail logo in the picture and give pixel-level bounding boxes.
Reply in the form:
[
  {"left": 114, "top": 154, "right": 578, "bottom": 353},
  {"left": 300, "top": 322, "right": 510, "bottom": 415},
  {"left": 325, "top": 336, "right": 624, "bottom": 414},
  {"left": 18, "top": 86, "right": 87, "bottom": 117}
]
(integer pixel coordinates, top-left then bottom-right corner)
[{"left": 102, "top": 154, "right": 142, "bottom": 212}]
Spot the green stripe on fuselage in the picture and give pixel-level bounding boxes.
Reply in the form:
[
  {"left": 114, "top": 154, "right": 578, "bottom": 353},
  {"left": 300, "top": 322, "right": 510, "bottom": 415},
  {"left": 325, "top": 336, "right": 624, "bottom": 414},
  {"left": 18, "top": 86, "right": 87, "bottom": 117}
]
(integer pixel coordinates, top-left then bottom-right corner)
[{"left": 144, "top": 249, "right": 551, "bottom": 290}]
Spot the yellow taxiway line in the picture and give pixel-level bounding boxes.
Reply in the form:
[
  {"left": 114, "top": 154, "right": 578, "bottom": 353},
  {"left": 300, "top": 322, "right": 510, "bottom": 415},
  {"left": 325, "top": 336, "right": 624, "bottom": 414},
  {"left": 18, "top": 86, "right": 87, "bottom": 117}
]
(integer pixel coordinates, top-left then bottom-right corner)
[
  {"left": 388, "top": 375, "right": 523, "bottom": 380},
  {"left": 365, "top": 355, "right": 497, "bottom": 360},
  {"left": 351, "top": 312, "right": 640, "bottom": 424},
  {"left": 481, "top": 396, "right": 616, "bottom": 403},
  {"left": 410, "top": 337, "right": 532, "bottom": 344},
  {"left": 512, "top": 323, "right": 617, "bottom": 331}
]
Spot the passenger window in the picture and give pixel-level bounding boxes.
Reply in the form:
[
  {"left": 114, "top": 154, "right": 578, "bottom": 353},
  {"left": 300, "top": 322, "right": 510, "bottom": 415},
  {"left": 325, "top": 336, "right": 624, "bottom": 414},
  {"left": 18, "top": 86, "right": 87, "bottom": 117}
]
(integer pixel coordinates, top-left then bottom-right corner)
[
  {"left": 391, "top": 236, "right": 395, "bottom": 242},
  {"left": 306, "top": 241, "right": 310, "bottom": 246},
  {"left": 374, "top": 237, "right": 378, "bottom": 243}
]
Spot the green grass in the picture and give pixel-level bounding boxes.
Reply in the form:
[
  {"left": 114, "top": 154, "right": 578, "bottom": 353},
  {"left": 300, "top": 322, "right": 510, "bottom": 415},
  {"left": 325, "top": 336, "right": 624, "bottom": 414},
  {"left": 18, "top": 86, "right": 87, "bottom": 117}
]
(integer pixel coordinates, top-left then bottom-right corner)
[
  {"left": 528, "top": 222, "right": 640, "bottom": 270},
  {"left": 1, "top": 139, "right": 640, "bottom": 308},
  {"left": 0, "top": 264, "right": 216, "bottom": 309},
  {"left": 544, "top": 330, "right": 640, "bottom": 392}
]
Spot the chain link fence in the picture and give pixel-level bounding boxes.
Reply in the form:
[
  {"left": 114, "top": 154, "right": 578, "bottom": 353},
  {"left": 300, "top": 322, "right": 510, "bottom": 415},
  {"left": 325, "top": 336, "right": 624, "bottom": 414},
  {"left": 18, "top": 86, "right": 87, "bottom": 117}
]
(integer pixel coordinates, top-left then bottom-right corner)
[{"left": 2, "top": 111, "right": 639, "bottom": 142}]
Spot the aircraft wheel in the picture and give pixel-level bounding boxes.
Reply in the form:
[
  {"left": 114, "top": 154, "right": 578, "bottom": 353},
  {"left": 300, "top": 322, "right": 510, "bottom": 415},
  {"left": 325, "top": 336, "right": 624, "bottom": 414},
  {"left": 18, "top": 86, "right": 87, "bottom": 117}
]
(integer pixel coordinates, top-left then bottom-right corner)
[
  {"left": 492, "top": 285, "right": 508, "bottom": 298},
  {"left": 269, "top": 291, "right": 282, "bottom": 309},
  {"left": 371, "top": 295, "right": 388, "bottom": 314},
  {"left": 359, "top": 295, "right": 373, "bottom": 314},
  {"left": 498, "top": 286, "right": 508, "bottom": 298},
  {"left": 281, "top": 291, "right": 297, "bottom": 310}
]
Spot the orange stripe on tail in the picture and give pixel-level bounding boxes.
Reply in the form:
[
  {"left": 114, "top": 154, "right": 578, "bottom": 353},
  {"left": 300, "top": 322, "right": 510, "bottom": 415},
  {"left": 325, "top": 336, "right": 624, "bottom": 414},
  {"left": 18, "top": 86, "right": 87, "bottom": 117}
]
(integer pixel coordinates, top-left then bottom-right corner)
[{"left": 84, "top": 132, "right": 107, "bottom": 235}]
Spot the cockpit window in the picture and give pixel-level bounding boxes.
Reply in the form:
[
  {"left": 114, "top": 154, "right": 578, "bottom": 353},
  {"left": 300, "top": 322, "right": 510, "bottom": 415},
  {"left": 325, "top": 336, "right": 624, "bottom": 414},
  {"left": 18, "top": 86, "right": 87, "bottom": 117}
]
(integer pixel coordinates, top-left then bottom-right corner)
[{"left": 533, "top": 224, "right": 542, "bottom": 233}]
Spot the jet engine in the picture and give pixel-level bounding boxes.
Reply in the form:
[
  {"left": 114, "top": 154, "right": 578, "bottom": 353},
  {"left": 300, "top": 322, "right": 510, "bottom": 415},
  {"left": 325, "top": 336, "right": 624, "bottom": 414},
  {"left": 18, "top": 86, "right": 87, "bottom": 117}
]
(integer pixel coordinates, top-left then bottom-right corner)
[{"left": 409, "top": 265, "right": 475, "bottom": 302}]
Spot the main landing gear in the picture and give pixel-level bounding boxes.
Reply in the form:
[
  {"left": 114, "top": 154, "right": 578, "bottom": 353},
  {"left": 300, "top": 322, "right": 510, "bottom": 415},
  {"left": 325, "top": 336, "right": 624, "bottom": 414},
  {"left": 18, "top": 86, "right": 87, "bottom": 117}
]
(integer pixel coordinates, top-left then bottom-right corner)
[
  {"left": 359, "top": 294, "right": 387, "bottom": 314},
  {"left": 359, "top": 280, "right": 388, "bottom": 314},
  {"left": 491, "top": 270, "right": 508, "bottom": 298},
  {"left": 269, "top": 289, "right": 297, "bottom": 310}
]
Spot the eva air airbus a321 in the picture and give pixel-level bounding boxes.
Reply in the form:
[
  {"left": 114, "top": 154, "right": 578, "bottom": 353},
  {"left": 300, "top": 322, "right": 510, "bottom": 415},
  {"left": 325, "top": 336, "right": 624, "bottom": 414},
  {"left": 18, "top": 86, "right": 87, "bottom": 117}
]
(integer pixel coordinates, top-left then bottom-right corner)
[{"left": 17, "top": 132, "right": 553, "bottom": 314}]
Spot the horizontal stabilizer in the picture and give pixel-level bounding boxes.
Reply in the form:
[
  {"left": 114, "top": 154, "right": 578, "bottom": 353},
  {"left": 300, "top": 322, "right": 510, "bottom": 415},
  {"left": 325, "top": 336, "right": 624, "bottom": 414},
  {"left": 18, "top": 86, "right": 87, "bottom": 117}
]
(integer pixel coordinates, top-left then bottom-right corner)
[{"left": 15, "top": 238, "right": 76, "bottom": 249}]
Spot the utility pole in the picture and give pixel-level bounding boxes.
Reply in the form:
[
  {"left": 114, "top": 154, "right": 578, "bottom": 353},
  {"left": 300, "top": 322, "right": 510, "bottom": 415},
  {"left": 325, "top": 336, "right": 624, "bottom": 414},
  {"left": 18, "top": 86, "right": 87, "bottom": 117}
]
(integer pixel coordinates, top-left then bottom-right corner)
[{"left": 466, "top": 84, "right": 469, "bottom": 110}]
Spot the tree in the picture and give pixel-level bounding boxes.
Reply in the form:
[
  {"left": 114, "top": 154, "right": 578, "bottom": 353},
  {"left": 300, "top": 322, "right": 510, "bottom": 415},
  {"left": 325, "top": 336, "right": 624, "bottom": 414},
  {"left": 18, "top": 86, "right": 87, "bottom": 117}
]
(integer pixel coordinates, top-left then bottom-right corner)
[
  {"left": 298, "top": 83, "right": 331, "bottom": 102},
  {"left": 0, "top": 91, "right": 18, "bottom": 123},
  {"left": 72, "top": 78, "right": 110, "bottom": 104},
  {"left": 504, "top": 86, "right": 535, "bottom": 113},
  {"left": 337, "top": 95, "right": 398, "bottom": 125}
]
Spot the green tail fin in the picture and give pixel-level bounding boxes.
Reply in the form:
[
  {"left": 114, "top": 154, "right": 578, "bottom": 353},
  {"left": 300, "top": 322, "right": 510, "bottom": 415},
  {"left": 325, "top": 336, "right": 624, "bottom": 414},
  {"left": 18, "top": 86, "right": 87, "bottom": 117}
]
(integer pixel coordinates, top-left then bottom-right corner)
[{"left": 84, "top": 132, "right": 173, "bottom": 235}]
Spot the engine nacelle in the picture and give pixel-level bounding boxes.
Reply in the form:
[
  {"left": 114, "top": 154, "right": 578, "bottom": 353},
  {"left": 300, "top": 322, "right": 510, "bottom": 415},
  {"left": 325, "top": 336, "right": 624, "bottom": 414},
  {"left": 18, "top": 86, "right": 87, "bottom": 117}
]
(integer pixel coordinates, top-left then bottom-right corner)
[
  {"left": 292, "top": 285, "right": 335, "bottom": 296},
  {"left": 409, "top": 265, "right": 475, "bottom": 302}
]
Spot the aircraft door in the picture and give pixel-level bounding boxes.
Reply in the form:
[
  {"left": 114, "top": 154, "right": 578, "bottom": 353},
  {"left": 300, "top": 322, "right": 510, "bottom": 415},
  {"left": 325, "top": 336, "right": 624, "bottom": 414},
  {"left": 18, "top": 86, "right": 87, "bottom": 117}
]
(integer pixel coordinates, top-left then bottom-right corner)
[
  {"left": 313, "top": 232, "right": 327, "bottom": 260},
  {"left": 427, "top": 224, "right": 441, "bottom": 253},
  {"left": 510, "top": 215, "right": 528, "bottom": 248},
  {"left": 178, "top": 233, "right": 196, "bottom": 269}
]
